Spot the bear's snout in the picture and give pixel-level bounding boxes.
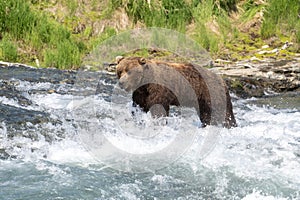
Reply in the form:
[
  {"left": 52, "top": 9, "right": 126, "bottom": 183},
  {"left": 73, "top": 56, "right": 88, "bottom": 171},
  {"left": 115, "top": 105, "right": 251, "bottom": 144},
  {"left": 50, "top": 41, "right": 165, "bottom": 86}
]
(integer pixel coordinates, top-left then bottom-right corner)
[
  {"left": 118, "top": 80, "right": 125, "bottom": 89},
  {"left": 118, "top": 78, "right": 131, "bottom": 91},
  {"left": 118, "top": 81, "right": 123, "bottom": 86}
]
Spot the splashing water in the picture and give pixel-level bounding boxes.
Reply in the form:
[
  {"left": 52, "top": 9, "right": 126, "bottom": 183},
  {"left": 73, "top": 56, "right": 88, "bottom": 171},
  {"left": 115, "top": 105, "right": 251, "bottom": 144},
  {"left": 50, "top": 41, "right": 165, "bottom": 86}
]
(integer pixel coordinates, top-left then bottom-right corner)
[{"left": 0, "top": 67, "right": 299, "bottom": 200}]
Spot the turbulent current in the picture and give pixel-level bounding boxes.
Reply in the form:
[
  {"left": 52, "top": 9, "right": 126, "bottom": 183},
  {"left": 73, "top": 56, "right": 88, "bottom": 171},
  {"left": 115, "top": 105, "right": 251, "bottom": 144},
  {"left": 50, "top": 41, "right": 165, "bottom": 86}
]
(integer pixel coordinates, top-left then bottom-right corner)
[{"left": 0, "top": 65, "right": 299, "bottom": 200}]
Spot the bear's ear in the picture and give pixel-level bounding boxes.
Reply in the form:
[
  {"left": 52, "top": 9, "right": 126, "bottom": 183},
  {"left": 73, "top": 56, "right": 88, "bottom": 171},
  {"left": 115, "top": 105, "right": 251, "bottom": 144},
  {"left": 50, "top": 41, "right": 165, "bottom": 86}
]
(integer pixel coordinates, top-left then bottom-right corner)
[
  {"left": 138, "top": 57, "right": 146, "bottom": 65},
  {"left": 116, "top": 56, "right": 124, "bottom": 64}
]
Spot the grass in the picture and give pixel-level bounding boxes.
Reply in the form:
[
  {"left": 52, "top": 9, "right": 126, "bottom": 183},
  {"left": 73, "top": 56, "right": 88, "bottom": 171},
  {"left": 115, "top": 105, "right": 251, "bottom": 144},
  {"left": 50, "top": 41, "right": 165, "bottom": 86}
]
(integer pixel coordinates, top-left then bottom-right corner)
[
  {"left": 0, "top": 35, "right": 18, "bottom": 62},
  {"left": 0, "top": 0, "right": 299, "bottom": 69},
  {"left": 112, "top": 0, "right": 193, "bottom": 32},
  {"left": 44, "top": 40, "right": 81, "bottom": 69},
  {"left": 91, "top": 27, "right": 117, "bottom": 49},
  {"left": 0, "top": 0, "right": 85, "bottom": 69},
  {"left": 65, "top": 0, "right": 78, "bottom": 16},
  {"left": 191, "top": 0, "right": 234, "bottom": 54},
  {"left": 261, "top": 0, "right": 300, "bottom": 43}
]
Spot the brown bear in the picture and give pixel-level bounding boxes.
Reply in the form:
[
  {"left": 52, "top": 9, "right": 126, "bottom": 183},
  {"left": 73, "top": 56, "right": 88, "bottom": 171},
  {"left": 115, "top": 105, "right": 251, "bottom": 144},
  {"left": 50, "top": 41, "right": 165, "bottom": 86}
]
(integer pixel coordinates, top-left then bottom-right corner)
[{"left": 116, "top": 56, "right": 237, "bottom": 128}]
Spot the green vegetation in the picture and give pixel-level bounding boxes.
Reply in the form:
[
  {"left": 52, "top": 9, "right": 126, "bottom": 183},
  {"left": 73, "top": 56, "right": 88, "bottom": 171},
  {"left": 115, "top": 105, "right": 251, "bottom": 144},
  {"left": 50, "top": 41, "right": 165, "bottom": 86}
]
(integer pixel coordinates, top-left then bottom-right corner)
[
  {"left": 192, "top": 0, "right": 233, "bottom": 53},
  {"left": 123, "top": 48, "right": 173, "bottom": 60},
  {"left": 0, "top": 35, "right": 18, "bottom": 62},
  {"left": 0, "top": 0, "right": 299, "bottom": 69},
  {"left": 0, "top": 0, "right": 84, "bottom": 69},
  {"left": 261, "top": 0, "right": 300, "bottom": 42},
  {"left": 119, "top": 0, "right": 193, "bottom": 31}
]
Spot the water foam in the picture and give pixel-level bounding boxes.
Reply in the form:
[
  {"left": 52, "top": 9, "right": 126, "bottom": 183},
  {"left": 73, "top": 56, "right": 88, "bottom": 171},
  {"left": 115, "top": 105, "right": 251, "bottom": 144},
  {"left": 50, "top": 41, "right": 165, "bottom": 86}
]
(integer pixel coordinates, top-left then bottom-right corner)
[{"left": 1, "top": 77, "right": 299, "bottom": 199}]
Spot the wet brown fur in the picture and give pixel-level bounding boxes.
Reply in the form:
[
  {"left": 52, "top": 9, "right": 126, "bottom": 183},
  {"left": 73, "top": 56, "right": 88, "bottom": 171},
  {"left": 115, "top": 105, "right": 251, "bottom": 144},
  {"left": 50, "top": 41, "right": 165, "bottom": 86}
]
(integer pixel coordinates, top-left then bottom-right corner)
[{"left": 116, "top": 57, "right": 237, "bottom": 128}]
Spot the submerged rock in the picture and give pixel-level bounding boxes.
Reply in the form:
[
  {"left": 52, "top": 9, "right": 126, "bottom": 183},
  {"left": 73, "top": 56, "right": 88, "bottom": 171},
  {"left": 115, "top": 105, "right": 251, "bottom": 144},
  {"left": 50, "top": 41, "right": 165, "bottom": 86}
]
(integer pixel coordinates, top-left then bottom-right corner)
[
  {"left": 0, "top": 63, "right": 117, "bottom": 143},
  {"left": 0, "top": 80, "right": 32, "bottom": 106},
  {"left": 0, "top": 104, "right": 50, "bottom": 125},
  {"left": 0, "top": 63, "right": 77, "bottom": 84},
  {"left": 0, "top": 148, "right": 11, "bottom": 160}
]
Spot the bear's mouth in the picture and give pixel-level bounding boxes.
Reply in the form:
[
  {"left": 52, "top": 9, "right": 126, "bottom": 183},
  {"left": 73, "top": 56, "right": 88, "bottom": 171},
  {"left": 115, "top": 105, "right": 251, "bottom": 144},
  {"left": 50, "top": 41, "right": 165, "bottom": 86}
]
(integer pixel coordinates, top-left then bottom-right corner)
[{"left": 118, "top": 82, "right": 131, "bottom": 92}]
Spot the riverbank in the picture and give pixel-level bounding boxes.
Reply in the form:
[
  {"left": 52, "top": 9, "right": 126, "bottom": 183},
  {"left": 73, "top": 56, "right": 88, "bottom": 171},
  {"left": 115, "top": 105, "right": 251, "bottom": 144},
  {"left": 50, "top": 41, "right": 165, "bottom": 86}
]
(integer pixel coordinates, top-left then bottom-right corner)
[
  {"left": 0, "top": 0, "right": 299, "bottom": 69},
  {"left": 214, "top": 57, "right": 300, "bottom": 98}
]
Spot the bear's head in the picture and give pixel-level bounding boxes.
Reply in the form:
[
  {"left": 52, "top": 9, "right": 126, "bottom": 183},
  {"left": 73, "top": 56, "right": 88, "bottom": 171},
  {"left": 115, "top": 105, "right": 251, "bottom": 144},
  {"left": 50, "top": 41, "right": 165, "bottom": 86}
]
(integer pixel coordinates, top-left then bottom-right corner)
[{"left": 116, "top": 56, "right": 147, "bottom": 91}]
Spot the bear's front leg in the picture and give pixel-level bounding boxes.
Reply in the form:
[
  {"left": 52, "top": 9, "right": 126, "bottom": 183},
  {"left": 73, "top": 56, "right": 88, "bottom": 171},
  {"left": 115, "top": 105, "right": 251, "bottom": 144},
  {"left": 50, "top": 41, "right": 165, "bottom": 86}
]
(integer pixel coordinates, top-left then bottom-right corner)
[
  {"left": 148, "top": 104, "right": 169, "bottom": 118},
  {"left": 144, "top": 95, "right": 170, "bottom": 118},
  {"left": 197, "top": 98, "right": 212, "bottom": 127},
  {"left": 131, "top": 102, "right": 139, "bottom": 116}
]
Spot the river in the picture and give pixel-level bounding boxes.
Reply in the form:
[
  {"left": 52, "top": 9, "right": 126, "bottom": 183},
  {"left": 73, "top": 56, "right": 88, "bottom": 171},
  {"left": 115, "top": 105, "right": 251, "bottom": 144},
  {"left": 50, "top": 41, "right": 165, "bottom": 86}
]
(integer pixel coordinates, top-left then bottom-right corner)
[{"left": 0, "top": 64, "right": 299, "bottom": 200}]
